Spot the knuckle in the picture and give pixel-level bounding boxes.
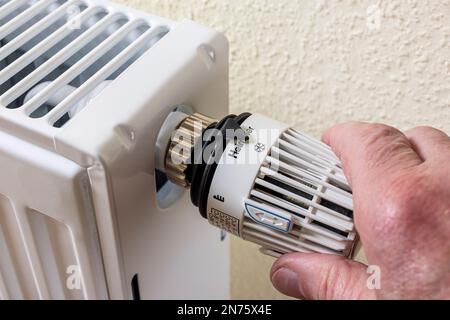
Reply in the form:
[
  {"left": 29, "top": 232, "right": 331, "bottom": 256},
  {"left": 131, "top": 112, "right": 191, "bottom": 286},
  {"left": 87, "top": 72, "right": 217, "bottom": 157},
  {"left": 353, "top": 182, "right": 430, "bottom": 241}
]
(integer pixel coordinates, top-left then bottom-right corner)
[
  {"left": 411, "top": 125, "right": 435, "bottom": 134},
  {"left": 362, "top": 123, "right": 400, "bottom": 144},
  {"left": 360, "top": 124, "right": 411, "bottom": 169},
  {"left": 409, "top": 126, "right": 449, "bottom": 140}
]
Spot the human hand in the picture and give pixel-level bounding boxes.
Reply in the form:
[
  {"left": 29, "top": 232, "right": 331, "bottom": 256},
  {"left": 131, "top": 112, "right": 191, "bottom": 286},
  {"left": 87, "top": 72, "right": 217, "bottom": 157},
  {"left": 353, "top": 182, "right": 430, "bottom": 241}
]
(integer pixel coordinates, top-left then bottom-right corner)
[{"left": 270, "top": 123, "right": 450, "bottom": 299}]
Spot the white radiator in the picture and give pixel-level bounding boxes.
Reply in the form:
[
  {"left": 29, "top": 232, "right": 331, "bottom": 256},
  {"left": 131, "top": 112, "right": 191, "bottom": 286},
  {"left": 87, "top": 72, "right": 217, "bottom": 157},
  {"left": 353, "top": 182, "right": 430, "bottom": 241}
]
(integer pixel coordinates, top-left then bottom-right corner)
[{"left": 0, "top": 0, "right": 230, "bottom": 299}]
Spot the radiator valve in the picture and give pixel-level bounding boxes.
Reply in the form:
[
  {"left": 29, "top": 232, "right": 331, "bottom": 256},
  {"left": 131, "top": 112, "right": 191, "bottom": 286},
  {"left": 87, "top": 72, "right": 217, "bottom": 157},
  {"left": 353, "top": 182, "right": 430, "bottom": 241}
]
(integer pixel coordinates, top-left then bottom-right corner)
[{"left": 160, "top": 110, "right": 358, "bottom": 258}]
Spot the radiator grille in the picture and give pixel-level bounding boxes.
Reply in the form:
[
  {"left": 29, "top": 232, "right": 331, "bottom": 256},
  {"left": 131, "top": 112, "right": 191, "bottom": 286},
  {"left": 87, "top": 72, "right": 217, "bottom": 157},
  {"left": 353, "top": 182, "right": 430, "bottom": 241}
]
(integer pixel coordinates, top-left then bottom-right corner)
[{"left": 0, "top": 0, "right": 170, "bottom": 128}]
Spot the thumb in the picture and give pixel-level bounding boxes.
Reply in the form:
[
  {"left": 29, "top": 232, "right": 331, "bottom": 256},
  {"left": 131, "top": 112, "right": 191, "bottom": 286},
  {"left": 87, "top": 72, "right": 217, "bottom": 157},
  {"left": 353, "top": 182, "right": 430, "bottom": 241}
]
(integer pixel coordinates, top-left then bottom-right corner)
[{"left": 270, "top": 253, "right": 376, "bottom": 300}]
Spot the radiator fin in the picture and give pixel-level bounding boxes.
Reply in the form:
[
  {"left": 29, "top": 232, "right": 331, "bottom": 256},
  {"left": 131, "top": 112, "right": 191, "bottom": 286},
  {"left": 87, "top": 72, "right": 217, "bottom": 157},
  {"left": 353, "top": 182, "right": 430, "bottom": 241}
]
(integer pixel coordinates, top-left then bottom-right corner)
[
  {"left": 27, "top": 209, "right": 82, "bottom": 299},
  {"left": 0, "top": 194, "right": 30, "bottom": 299},
  {"left": 0, "top": 0, "right": 170, "bottom": 128},
  {"left": 0, "top": 215, "right": 23, "bottom": 299},
  {"left": 0, "top": 193, "right": 88, "bottom": 299}
]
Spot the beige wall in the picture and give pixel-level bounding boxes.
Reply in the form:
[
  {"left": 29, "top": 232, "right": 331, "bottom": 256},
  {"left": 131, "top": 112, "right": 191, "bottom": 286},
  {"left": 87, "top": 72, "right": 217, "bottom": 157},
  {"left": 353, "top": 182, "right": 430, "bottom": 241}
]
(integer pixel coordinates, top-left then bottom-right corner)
[{"left": 115, "top": 0, "right": 450, "bottom": 299}]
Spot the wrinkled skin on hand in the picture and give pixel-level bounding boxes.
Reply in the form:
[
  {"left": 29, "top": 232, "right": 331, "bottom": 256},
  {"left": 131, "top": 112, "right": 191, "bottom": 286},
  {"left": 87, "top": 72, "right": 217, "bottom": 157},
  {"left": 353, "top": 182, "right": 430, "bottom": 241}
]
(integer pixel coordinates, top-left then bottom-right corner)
[{"left": 270, "top": 123, "right": 450, "bottom": 300}]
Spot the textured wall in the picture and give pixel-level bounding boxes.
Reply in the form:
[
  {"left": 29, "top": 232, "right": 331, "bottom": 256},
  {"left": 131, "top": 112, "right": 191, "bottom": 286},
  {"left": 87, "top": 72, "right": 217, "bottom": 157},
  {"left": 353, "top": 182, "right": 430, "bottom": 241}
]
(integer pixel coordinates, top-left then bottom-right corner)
[{"left": 115, "top": 0, "right": 450, "bottom": 299}]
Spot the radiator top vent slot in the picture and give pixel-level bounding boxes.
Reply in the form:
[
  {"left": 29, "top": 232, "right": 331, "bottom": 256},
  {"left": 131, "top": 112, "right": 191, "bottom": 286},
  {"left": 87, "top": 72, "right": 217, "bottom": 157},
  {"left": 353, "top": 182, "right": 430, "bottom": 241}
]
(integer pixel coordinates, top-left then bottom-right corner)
[{"left": 0, "top": 0, "right": 170, "bottom": 128}]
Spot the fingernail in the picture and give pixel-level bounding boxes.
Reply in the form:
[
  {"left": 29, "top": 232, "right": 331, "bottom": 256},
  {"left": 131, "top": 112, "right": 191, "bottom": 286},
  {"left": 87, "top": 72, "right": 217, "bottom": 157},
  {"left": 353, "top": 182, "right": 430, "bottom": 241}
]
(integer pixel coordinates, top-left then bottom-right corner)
[{"left": 271, "top": 267, "right": 300, "bottom": 298}]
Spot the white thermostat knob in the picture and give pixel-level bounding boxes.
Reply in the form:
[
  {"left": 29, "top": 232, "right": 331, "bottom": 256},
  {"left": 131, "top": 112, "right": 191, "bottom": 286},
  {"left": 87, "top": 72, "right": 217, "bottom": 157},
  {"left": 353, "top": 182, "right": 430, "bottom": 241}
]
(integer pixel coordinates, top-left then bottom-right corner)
[{"left": 162, "top": 111, "right": 357, "bottom": 258}]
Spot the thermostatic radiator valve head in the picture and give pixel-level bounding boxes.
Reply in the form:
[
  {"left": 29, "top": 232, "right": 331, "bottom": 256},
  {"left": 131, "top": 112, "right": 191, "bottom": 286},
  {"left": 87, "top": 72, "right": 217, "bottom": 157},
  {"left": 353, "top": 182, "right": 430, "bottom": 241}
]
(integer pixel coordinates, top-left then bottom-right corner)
[{"left": 161, "top": 110, "right": 358, "bottom": 258}]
